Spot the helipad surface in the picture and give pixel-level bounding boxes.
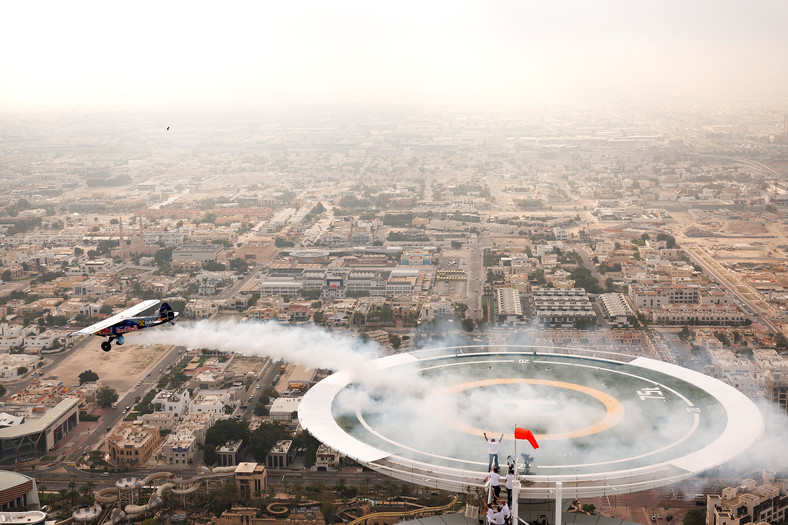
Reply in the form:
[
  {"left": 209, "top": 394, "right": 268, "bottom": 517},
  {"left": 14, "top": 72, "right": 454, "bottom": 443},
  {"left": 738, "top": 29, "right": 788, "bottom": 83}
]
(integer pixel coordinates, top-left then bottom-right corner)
[{"left": 299, "top": 347, "right": 763, "bottom": 498}]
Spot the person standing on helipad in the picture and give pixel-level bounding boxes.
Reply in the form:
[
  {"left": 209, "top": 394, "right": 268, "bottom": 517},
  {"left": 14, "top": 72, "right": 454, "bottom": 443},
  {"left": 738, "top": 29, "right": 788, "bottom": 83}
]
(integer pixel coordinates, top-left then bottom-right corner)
[{"left": 484, "top": 432, "right": 504, "bottom": 471}]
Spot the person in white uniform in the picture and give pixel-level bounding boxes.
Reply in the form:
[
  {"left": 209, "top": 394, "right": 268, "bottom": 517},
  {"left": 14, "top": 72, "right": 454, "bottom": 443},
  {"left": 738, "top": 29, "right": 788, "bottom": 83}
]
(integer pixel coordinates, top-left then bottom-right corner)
[{"left": 484, "top": 432, "right": 504, "bottom": 471}]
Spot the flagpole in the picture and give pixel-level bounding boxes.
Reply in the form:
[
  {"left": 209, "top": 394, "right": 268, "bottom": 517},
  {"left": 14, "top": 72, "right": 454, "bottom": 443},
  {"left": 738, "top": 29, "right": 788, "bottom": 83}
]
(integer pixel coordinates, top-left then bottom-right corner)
[
  {"left": 513, "top": 424, "right": 519, "bottom": 522},
  {"left": 513, "top": 424, "right": 517, "bottom": 472}
]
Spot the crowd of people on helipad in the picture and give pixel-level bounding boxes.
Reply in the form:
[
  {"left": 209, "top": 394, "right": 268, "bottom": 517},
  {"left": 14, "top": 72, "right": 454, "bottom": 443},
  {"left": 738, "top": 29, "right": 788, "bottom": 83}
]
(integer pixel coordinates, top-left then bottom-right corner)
[
  {"left": 484, "top": 432, "right": 516, "bottom": 508},
  {"left": 482, "top": 428, "right": 540, "bottom": 524}
]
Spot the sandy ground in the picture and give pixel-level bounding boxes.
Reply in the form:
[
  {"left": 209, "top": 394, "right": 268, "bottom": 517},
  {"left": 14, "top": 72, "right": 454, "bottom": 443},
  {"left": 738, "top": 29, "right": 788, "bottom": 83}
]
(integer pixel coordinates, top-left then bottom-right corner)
[
  {"left": 56, "top": 338, "right": 169, "bottom": 390},
  {"left": 225, "top": 355, "right": 268, "bottom": 377},
  {"left": 723, "top": 219, "right": 768, "bottom": 235}
]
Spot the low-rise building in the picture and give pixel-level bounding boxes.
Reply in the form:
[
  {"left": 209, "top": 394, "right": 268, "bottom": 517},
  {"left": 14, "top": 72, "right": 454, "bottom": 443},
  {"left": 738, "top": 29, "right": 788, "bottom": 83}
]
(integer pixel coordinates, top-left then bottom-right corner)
[
  {"left": 649, "top": 304, "right": 745, "bottom": 326},
  {"left": 530, "top": 287, "right": 595, "bottom": 328},
  {"left": 152, "top": 389, "right": 190, "bottom": 419},
  {"left": 269, "top": 397, "right": 301, "bottom": 421},
  {"left": 235, "top": 462, "right": 267, "bottom": 499},
  {"left": 0, "top": 470, "right": 41, "bottom": 512},
  {"left": 598, "top": 293, "right": 637, "bottom": 328},
  {"left": 217, "top": 439, "right": 243, "bottom": 467},
  {"left": 160, "top": 432, "right": 197, "bottom": 467},
  {"left": 496, "top": 288, "right": 524, "bottom": 324},
  {"left": 315, "top": 444, "right": 345, "bottom": 471},
  {"left": 266, "top": 440, "right": 295, "bottom": 469},
  {"left": 184, "top": 300, "right": 218, "bottom": 319},
  {"left": 260, "top": 279, "right": 303, "bottom": 297},
  {"left": 419, "top": 300, "right": 453, "bottom": 322},
  {"left": 172, "top": 244, "right": 223, "bottom": 262},
  {"left": 139, "top": 412, "right": 178, "bottom": 432},
  {"left": 190, "top": 392, "right": 235, "bottom": 415},
  {"left": 107, "top": 421, "right": 162, "bottom": 467},
  {"left": 0, "top": 398, "right": 79, "bottom": 464},
  {"left": 706, "top": 471, "right": 787, "bottom": 525}
]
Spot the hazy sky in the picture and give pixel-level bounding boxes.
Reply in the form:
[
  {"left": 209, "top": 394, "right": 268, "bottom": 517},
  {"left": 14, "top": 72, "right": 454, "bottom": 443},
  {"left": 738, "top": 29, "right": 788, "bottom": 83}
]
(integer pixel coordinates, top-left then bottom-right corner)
[{"left": 2, "top": 1, "right": 787, "bottom": 109}]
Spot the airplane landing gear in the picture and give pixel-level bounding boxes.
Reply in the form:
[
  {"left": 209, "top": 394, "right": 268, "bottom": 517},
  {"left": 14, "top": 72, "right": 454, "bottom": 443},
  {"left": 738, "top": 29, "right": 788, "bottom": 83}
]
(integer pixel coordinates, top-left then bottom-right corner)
[{"left": 101, "top": 341, "right": 112, "bottom": 352}]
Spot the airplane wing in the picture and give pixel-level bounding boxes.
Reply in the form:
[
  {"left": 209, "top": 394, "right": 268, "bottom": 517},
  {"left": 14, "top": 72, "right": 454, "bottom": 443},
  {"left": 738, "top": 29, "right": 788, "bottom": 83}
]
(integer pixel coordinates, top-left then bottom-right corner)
[{"left": 73, "top": 299, "right": 160, "bottom": 335}]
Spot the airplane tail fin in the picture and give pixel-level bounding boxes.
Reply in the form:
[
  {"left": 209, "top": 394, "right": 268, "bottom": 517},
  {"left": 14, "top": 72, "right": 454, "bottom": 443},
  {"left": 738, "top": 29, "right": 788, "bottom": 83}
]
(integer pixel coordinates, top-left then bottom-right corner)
[{"left": 160, "top": 302, "right": 175, "bottom": 322}]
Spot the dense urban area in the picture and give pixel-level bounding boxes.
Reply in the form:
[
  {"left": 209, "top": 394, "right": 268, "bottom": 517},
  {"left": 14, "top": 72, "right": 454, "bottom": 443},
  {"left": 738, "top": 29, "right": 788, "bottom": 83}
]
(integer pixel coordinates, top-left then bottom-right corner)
[{"left": 1, "top": 104, "right": 788, "bottom": 525}]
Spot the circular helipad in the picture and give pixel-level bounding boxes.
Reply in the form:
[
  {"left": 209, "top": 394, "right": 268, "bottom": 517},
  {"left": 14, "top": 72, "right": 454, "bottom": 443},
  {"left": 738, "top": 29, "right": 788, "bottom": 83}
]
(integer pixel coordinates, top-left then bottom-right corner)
[{"left": 299, "top": 346, "right": 763, "bottom": 498}]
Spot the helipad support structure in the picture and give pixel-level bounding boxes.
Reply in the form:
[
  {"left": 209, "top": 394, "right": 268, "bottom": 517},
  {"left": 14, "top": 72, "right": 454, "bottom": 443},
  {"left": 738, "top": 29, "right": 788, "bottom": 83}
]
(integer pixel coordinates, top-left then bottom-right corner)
[{"left": 299, "top": 346, "right": 764, "bottom": 499}]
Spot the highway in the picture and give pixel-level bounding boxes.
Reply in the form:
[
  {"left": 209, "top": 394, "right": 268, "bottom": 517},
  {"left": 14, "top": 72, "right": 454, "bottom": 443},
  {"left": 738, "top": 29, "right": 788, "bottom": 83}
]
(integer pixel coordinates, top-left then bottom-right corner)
[
  {"left": 680, "top": 243, "right": 781, "bottom": 335},
  {"left": 233, "top": 358, "right": 283, "bottom": 420},
  {"left": 465, "top": 233, "right": 487, "bottom": 321}
]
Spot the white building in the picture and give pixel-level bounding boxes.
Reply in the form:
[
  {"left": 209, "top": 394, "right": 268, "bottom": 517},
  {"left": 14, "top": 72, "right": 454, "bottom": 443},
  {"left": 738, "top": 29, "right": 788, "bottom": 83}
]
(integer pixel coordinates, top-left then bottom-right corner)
[
  {"left": 260, "top": 279, "right": 303, "bottom": 297},
  {"left": 72, "top": 281, "right": 109, "bottom": 298},
  {"left": 496, "top": 288, "right": 524, "bottom": 324},
  {"left": 189, "top": 392, "right": 235, "bottom": 415},
  {"left": 172, "top": 244, "right": 222, "bottom": 262},
  {"left": 152, "top": 389, "right": 191, "bottom": 419},
  {"left": 160, "top": 432, "right": 197, "bottom": 467},
  {"left": 80, "top": 259, "right": 113, "bottom": 273},
  {"left": 598, "top": 293, "right": 637, "bottom": 328},
  {"left": 269, "top": 397, "right": 301, "bottom": 421},
  {"left": 419, "top": 301, "right": 453, "bottom": 322}
]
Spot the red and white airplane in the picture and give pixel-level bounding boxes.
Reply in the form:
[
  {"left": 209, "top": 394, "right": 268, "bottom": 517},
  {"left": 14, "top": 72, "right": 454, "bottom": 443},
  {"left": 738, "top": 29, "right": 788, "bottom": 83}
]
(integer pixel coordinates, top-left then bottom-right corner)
[{"left": 73, "top": 300, "right": 178, "bottom": 351}]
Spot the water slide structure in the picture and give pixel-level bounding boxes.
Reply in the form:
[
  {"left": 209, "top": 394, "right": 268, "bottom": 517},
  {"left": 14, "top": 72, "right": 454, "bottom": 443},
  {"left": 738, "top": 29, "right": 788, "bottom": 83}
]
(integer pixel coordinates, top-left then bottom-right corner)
[{"left": 72, "top": 466, "right": 238, "bottom": 523}]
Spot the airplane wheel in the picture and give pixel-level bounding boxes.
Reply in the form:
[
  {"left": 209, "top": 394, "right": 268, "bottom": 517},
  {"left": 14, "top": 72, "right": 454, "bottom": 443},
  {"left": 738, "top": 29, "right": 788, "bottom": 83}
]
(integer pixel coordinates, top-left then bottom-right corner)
[{"left": 101, "top": 341, "right": 112, "bottom": 352}]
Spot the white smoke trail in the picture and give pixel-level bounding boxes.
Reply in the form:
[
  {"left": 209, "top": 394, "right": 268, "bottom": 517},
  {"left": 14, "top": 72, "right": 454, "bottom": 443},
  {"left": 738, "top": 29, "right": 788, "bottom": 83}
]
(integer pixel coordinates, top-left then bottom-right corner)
[{"left": 136, "top": 319, "right": 382, "bottom": 371}]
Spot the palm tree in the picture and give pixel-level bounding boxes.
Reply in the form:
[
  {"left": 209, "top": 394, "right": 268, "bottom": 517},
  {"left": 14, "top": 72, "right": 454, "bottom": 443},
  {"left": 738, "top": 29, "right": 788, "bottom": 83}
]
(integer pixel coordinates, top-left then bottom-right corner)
[{"left": 81, "top": 481, "right": 95, "bottom": 498}]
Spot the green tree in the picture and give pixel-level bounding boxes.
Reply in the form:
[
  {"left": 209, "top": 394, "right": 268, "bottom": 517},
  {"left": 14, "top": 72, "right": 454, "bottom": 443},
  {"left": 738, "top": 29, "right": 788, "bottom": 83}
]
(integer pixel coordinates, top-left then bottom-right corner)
[
  {"left": 461, "top": 318, "right": 475, "bottom": 332},
  {"left": 0, "top": 384, "right": 6, "bottom": 398},
  {"left": 204, "top": 261, "right": 227, "bottom": 271},
  {"left": 714, "top": 332, "right": 730, "bottom": 347},
  {"left": 388, "top": 334, "right": 402, "bottom": 349},
  {"left": 530, "top": 268, "right": 546, "bottom": 286},
  {"left": 228, "top": 258, "right": 249, "bottom": 274},
  {"left": 1, "top": 270, "right": 11, "bottom": 282},
  {"left": 204, "top": 444, "right": 217, "bottom": 465},
  {"left": 678, "top": 325, "right": 692, "bottom": 342},
  {"left": 682, "top": 508, "right": 706, "bottom": 525},
  {"left": 17, "top": 366, "right": 28, "bottom": 376},
  {"left": 320, "top": 493, "right": 338, "bottom": 523},
  {"left": 96, "top": 386, "right": 119, "bottom": 408},
  {"left": 154, "top": 247, "right": 174, "bottom": 266},
  {"left": 204, "top": 419, "right": 250, "bottom": 464},
  {"left": 248, "top": 422, "right": 288, "bottom": 462},
  {"left": 208, "top": 480, "right": 240, "bottom": 515},
  {"left": 78, "top": 370, "right": 99, "bottom": 385}
]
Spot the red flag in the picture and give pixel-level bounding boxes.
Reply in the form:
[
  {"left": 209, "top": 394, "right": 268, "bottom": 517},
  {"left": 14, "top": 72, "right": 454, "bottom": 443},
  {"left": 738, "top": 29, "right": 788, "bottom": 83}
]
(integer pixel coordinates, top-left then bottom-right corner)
[{"left": 514, "top": 427, "right": 539, "bottom": 449}]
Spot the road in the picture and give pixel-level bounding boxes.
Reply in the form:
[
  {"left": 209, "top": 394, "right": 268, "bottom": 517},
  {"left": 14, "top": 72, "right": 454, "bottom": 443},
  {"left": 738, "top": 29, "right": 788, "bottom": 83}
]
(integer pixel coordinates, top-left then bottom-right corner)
[
  {"left": 218, "top": 264, "right": 262, "bottom": 300},
  {"left": 234, "top": 358, "right": 282, "bottom": 419},
  {"left": 679, "top": 243, "right": 781, "bottom": 335},
  {"left": 465, "top": 234, "right": 487, "bottom": 320},
  {"left": 27, "top": 465, "right": 393, "bottom": 493}
]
